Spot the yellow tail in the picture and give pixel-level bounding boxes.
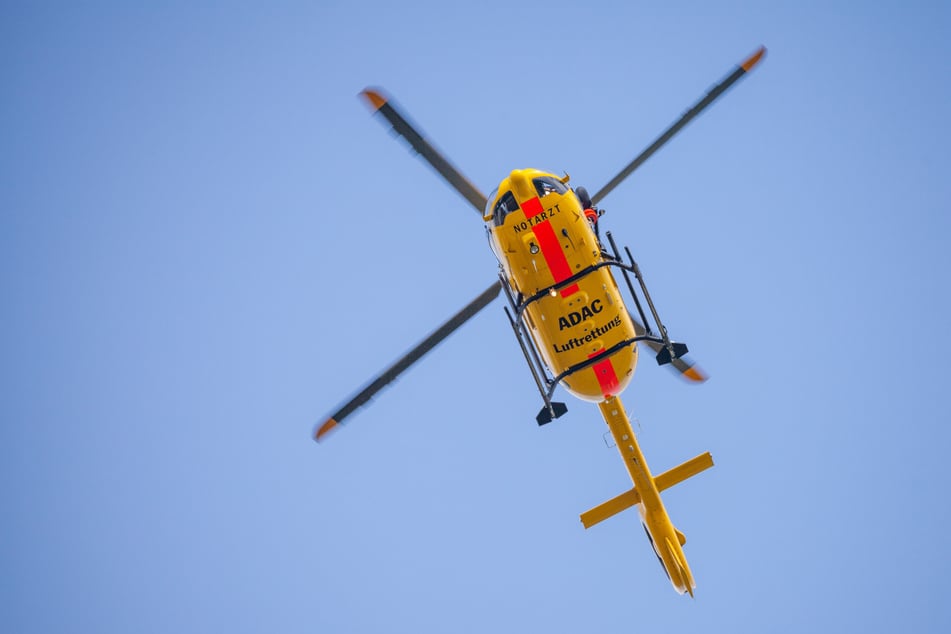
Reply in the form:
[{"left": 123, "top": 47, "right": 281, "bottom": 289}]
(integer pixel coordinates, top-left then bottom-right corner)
[{"left": 580, "top": 452, "right": 714, "bottom": 529}]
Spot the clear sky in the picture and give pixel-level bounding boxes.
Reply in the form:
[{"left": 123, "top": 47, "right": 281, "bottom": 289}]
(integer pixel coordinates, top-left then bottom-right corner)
[{"left": 3, "top": 1, "right": 950, "bottom": 632}]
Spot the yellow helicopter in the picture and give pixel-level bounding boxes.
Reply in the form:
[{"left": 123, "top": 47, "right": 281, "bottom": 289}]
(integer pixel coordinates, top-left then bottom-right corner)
[{"left": 316, "top": 46, "right": 766, "bottom": 596}]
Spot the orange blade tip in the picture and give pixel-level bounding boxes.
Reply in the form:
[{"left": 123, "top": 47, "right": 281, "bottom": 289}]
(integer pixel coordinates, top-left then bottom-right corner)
[
  {"left": 683, "top": 366, "right": 708, "bottom": 383},
  {"left": 741, "top": 46, "right": 767, "bottom": 72},
  {"left": 359, "top": 88, "right": 387, "bottom": 111},
  {"left": 315, "top": 418, "right": 339, "bottom": 442}
]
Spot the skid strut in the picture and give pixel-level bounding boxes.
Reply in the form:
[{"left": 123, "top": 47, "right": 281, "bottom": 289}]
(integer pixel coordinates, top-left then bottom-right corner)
[
  {"left": 499, "top": 273, "right": 568, "bottom": 424},
  {"left": 605, "top": 232, "right": 687, "bottom": 366}
]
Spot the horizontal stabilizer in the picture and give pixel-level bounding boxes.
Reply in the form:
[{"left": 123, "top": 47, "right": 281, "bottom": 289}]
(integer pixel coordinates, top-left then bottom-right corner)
[
  {"left": 580, "top": 487, "right": 642, "bottom": 529},
  {"left": 580, "top": 451, "right": 714, "bottom": 529},
  {"left": 653, "top": 452, "right": 714, "bottom": 493}
]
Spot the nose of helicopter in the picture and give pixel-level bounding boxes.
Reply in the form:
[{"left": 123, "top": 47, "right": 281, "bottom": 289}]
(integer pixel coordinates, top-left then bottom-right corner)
[{"left": 507, "top": 169, "right": 536, "bottom": 203}]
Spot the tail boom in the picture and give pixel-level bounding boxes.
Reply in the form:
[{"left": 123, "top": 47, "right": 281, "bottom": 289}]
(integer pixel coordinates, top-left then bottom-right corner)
[{"left": 583, "top": 396, "right": 712, "bottom": 595}]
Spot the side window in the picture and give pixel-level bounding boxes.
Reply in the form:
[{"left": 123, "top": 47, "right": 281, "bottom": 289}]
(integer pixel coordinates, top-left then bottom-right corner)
[
  {"left": 533, "top": 176, "right": 569, "bottom": 198},
  {"left": 493, "top": 191, "right": 519, "bottom": 227}
]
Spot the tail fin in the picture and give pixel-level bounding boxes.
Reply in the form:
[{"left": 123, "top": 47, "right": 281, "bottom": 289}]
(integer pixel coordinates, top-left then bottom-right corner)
[
  {"left": 675, "top": 528, "right": 687, "bottom": 546},
  {"left": 666, "top": 537, "right": 695, "bottom": 597}
]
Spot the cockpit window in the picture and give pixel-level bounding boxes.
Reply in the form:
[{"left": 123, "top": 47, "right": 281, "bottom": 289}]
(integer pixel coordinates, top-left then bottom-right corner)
[
  {"left": 484, "top": 187, "right": 498, "bottom": 219},
  {"left": 534, "top": 176, "right": 569, "bottom": 198},
  {"left": 492, "top": 191, "right": 520, "bottom": 227}
]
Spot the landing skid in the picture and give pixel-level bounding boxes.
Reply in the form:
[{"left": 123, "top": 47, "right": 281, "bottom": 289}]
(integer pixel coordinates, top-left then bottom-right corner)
[{"left": 536, "top": 401, "right": 568, "bottom": 426}]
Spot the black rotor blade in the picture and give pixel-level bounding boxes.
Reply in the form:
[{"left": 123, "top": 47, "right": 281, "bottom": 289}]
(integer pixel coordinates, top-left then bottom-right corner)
[
  {"left": 361, "top": 88, "right": 488, "bottom": 214},
  {"left": 592, "top": 46, "right": 766, "bottom": 206},
  {"left": 315, "top": 281, "right": 502, "bottom": 441}
]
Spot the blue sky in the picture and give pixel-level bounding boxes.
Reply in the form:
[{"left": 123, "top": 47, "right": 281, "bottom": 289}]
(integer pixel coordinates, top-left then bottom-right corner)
[{"left": 2, "top": 1, "right": 950, "bottom": 632}]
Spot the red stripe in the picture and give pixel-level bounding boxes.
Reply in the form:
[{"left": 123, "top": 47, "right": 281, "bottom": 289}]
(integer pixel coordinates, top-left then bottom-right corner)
[
  {"left": 532, "top": 220, "right": 573, "bottom": 282},
  {"left": 589, "top": 349, "right": 621, "bottom": 399},
  {"left": 523, "top": 196, "right": 575, "bottom": 296},
  {"left": 522, "top": 196, "right": 545, "bottom": 218}
]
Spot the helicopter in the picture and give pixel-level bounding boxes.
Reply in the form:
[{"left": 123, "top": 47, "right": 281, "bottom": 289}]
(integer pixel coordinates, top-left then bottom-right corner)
[{"left": 315, "top": 46, "right": 766, "bottom": 596}]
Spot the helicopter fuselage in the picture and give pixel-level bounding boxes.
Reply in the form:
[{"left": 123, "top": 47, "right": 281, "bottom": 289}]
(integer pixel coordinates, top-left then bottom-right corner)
[{"left": 484, "top": 168, "right": 638, "bottom": 402}]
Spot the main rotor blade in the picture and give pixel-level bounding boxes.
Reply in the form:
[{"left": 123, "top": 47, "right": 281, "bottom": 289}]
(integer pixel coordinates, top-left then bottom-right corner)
[
  {"left": 361, "top": 88, "right": 488, "bottom": 214},
  {"left": 592, "top": 46, "right": 766, "bottom": 205},
  {"left": 315, "top": 281, "right": 502, "bottom": 441},
  {"left": 631, "top": 317, "right": 708, "bottom": 383}
]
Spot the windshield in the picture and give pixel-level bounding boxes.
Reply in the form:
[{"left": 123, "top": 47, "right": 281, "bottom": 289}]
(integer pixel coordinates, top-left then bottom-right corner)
[
  {"left": 492, "top": 191, "right": 520, "bottom": 227},
  {"left": 533, "top": 176, "right": 569, "bottom": 199},
  {"left": 484, "top": 187, "right": 499, "bottom": 219}
]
